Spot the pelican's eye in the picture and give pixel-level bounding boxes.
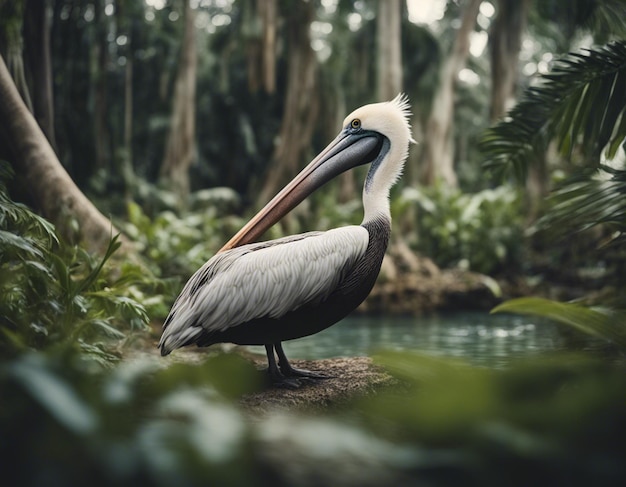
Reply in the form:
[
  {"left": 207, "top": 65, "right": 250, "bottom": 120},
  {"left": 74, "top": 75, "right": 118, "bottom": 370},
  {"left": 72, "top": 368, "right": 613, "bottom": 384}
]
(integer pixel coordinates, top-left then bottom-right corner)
[{"left": 350, "top": 119, "right": 361, "bottom": 130}]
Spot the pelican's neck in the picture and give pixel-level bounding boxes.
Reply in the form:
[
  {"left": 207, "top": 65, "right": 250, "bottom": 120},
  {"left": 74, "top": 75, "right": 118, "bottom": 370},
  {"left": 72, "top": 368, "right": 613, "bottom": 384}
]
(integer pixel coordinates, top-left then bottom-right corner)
[
  {"left": 361, "top": 141, "right": 404, "bottom": 226},
  {"left": 362, "top": 184, "right": 392, "bottom": 225}
]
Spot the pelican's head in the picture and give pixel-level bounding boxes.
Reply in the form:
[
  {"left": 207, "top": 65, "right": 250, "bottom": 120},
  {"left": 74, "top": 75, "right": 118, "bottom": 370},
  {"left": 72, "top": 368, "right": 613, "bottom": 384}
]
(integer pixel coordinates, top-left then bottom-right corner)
[
  {"left": 221, "top": 95, "right": 414, "bottom": 250},
  {"left": 340, "top": 94, "right": 414, "bottom": 219}
]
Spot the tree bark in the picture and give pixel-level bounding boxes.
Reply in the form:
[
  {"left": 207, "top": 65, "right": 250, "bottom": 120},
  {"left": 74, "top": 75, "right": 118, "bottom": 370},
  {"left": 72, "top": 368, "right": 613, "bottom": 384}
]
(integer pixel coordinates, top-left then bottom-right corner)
[
  {"left": 0, "top": 54, "right": 124, "bottom": 253},
  {"left": 244, "top": 0, "right": 276, "bottom": 94},
  {"left": 122, "top": 34, "right": 134, "bottom": 199},
  {"left": 376, "top": 0, "right": 403, "bottom": 101},
  {"left": 260, "top": 0, "right": 277, "bottom": 94},
  {"left": 489, "top": 0, "right": 546, "bottom": 214},
  {"left": 420, "top": 0, "right": 481, "bottom": 187},
  {"left": 114, "top": 0, "right": 137, "bottom": 199},
  {"left": 23, "top": 0, "right": 57, "bottom": 151},
  {"left": 489, "top": 0, "right": 530, "bottom": 121},
  {"left": 159, "top": 0, "right": 197, "bottom": 205},
  {"left": 257, "top": 1, "right": 319, "bottom": 206},
  {"left": 0, "top": 0, "right": 32, "bottom": 111},
  {"left": 92, "top": 0, "right": 112, "bottom": 171}
]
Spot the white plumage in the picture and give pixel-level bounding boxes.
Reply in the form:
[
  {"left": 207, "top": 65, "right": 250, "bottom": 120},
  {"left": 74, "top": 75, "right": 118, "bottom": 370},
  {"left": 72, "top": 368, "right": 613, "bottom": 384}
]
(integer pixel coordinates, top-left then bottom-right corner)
[
  {"left": 159, "top": 226, "right": 369, "bottom": 354},
  {"left": 158, "top": 95, "right": 413, "bottom": 386}
]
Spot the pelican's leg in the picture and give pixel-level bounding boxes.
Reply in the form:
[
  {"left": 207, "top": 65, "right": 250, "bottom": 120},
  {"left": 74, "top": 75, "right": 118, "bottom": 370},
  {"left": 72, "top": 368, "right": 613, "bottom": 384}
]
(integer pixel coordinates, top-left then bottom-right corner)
[
  {"left": 264, "top": 344, "right": 300, "bottom": 388},
  {"left": 275, "top": 342, "right": 330, "bottom": 380}
]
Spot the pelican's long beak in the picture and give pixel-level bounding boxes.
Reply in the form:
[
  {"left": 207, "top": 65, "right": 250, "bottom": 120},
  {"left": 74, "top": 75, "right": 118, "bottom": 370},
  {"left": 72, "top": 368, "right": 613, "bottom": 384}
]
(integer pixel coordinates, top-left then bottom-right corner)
[{"left": 220, "top": 131, "right": 383, "bottom": 251}]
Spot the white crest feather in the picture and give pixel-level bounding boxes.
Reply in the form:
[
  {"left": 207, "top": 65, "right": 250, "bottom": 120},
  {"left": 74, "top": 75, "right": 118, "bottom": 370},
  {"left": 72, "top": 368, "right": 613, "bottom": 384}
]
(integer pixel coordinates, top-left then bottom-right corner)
[{"left": 390, "top": 93, "right": 416, "bottom": 144}]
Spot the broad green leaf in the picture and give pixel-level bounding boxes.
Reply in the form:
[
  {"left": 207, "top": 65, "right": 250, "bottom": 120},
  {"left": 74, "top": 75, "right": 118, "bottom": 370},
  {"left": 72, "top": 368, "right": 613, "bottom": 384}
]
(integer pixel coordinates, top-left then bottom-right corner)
[{"left": 492, "top": 297, "right": 626, "bottom": 349}]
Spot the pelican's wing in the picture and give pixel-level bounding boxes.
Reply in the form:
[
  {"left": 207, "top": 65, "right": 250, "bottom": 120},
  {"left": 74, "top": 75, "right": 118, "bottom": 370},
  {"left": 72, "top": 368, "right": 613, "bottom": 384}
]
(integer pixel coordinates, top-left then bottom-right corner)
[{"left": 159, "top": 225, "right": 369, "bottom": 354}]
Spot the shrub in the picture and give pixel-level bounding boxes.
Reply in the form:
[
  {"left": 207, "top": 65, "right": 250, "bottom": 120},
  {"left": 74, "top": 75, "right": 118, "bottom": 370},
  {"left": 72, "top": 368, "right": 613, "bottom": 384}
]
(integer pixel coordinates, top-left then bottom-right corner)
[
  {"left": 399, "top": 184, "right": 524, "bottom": 275},
  {"left": 0, "top": 163, "right": 150, "bottom": 361}
]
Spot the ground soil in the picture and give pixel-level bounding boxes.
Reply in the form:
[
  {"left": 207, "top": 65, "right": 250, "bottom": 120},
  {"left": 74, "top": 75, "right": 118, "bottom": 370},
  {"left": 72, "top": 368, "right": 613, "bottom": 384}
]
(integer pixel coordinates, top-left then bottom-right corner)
[{"left": 239, "top": 355, "right": 396, "bottom": 414}]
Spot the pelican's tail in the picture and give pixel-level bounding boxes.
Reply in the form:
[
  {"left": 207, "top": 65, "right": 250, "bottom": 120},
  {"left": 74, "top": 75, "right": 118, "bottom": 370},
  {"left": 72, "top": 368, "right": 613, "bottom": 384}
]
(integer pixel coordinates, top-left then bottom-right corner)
[{"left": 158, "top": 314, "right": 204, "bottom": 356}]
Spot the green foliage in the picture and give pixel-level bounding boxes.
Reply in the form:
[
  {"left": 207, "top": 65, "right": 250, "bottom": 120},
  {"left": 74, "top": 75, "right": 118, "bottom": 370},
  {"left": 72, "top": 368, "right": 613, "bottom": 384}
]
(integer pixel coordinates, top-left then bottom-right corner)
[
  {"left": 536, "top": 164, "right": 626, "bottom": 239},
  {"left": 359, "top": 350, "right": 626, "bottom": 484},
  {"left": 527, "top": 165, "right": 626, "bottom": 293},
  {"left": 122, "top": 195, "right": 244, "bottom": 281},
  {"left": 480, "top": 40, "right": 626, "bottom": 352},
  {"left": 493, "top": 297, "right": 626, "bottom": 350},
  {"left": 3, "top": 346, "right": 626, "bottom": 486},
  {"left": 0, "top": 163, "right": 149, "bottom": 361},
  {"left": 531, "top": 0, "right": 626, "bottom": 49},
  {"left": 481, "top": 41, "right": 626, "bottom": 181},
  {"left": 1, "top": 350, "right": 264, "bottom": 487},
  {"left": 400, "top": 185, "right": 524, "bottom": 274}
]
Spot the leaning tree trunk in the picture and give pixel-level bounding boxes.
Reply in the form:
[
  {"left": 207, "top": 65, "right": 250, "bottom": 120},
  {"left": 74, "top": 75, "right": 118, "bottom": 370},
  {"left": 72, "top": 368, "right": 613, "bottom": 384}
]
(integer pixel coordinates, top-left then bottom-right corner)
[
  {"left": 420, "top": 0, "right": 481, "bottom": 187},
  {"left": 257, "top": 1, "right": 319, "bottom": 207},
  {"left": 0, "top": 54, "right": 125, "bottom": 253},
  {"left": 376, "top": 0, "right": 403, "bottom": 102},
  {"left": 159, "top": 0, "right": 197, "bottom": 205}
]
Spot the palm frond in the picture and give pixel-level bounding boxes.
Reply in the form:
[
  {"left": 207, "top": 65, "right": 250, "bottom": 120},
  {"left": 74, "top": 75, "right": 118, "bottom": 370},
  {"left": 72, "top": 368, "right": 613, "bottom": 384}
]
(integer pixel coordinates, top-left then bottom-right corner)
[
  {"left": 481, "top": 41, "right": 626, "bottom": 181},
  {"left": 535, "top": 165, "right": 626, "bottom": 236},
  {"left": 585, "top": 0, "right": 626, "bottom": 41}
]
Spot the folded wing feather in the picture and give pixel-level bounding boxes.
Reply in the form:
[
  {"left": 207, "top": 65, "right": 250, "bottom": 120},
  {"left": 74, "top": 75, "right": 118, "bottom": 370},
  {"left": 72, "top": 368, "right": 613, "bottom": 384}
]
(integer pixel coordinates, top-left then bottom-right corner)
[{"left": 159, "top": 226, "right": 369, "bottom": 353}]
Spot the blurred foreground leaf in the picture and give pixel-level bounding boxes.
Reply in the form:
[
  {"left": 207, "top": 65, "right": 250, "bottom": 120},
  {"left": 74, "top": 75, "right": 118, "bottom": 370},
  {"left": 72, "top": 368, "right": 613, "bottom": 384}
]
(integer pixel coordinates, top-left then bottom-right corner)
[
  {"left": 149, "top": 352, "right": 263, "bottom": 400},
  {"left": 492, "top": 297, "right": 626, "bottom": 349},
  {"left": 368, "top": 352, "right": 497, "bottom": 441},
  {"left": 361, "top": 350, "right": 626, "bottom": 485},
  {"left": 9, "top": 353, "right": 98, "bottom": 434}
]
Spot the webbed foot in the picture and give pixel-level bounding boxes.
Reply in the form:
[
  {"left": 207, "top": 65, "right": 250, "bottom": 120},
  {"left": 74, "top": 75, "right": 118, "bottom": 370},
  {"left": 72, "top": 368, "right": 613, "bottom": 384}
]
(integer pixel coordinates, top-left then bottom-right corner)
[
  {"left": 275, "top": 342, "right": 332, "bottom": 380},
  {"left": 265, "top": 366, "right": 302, "bottom": 389}
]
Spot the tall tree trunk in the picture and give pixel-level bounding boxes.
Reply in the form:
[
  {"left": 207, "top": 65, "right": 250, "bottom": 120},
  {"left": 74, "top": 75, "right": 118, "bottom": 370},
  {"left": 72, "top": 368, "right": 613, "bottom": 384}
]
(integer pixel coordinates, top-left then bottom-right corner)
[
  {"left": 122, "top": 34, "right": 134, "bottom": 198},
  {"left": 0, "top": 0, "right": 32, "bottom": 111},
  {"left": 159, "top": 0, "right": 197, "bottom": 205},
  {"left": 0, "top": 54, "right": 124, "bottom": 253},
  {"left": 420, "top": 0, "right": 481, "bottom": 187},
  {"left": 489, "top": 0, "right": 545, "bottom": 216},
  {"left": 257, "top": 1, "right": 319, "bottom": 206},
  {"left": 92, "top": 0, "right": 112, "bottom": 171},
  {"left": 489, "top": 0, "right": 530, "bottom": 121},
  {"left": 23, "top": 0, "right": 57, "bottom": 151},
  {"left": 376, "top": 0, "right": 403, "bottom": 101},
  {"left": 115, "top": 0, "right": 137, "bottom": 199},
  {"left": 244, "top": 0, "right": 277, "bottom": 94},
  {"left": 260, "top": 0, "right": 277, "bottom": 93}
]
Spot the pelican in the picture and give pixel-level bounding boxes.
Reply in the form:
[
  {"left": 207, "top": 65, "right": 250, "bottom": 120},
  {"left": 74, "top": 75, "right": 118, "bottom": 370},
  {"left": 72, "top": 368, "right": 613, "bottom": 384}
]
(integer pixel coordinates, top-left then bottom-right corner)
[{"left": 159, "top": 94, "right": 414, "bottom": 387}]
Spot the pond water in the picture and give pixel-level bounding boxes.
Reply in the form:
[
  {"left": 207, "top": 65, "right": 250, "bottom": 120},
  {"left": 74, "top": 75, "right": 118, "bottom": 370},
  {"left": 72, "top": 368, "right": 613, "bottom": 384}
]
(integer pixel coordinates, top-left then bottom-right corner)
[{"left": 279, "top": 312, "right": 564, "bottom": 368}]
